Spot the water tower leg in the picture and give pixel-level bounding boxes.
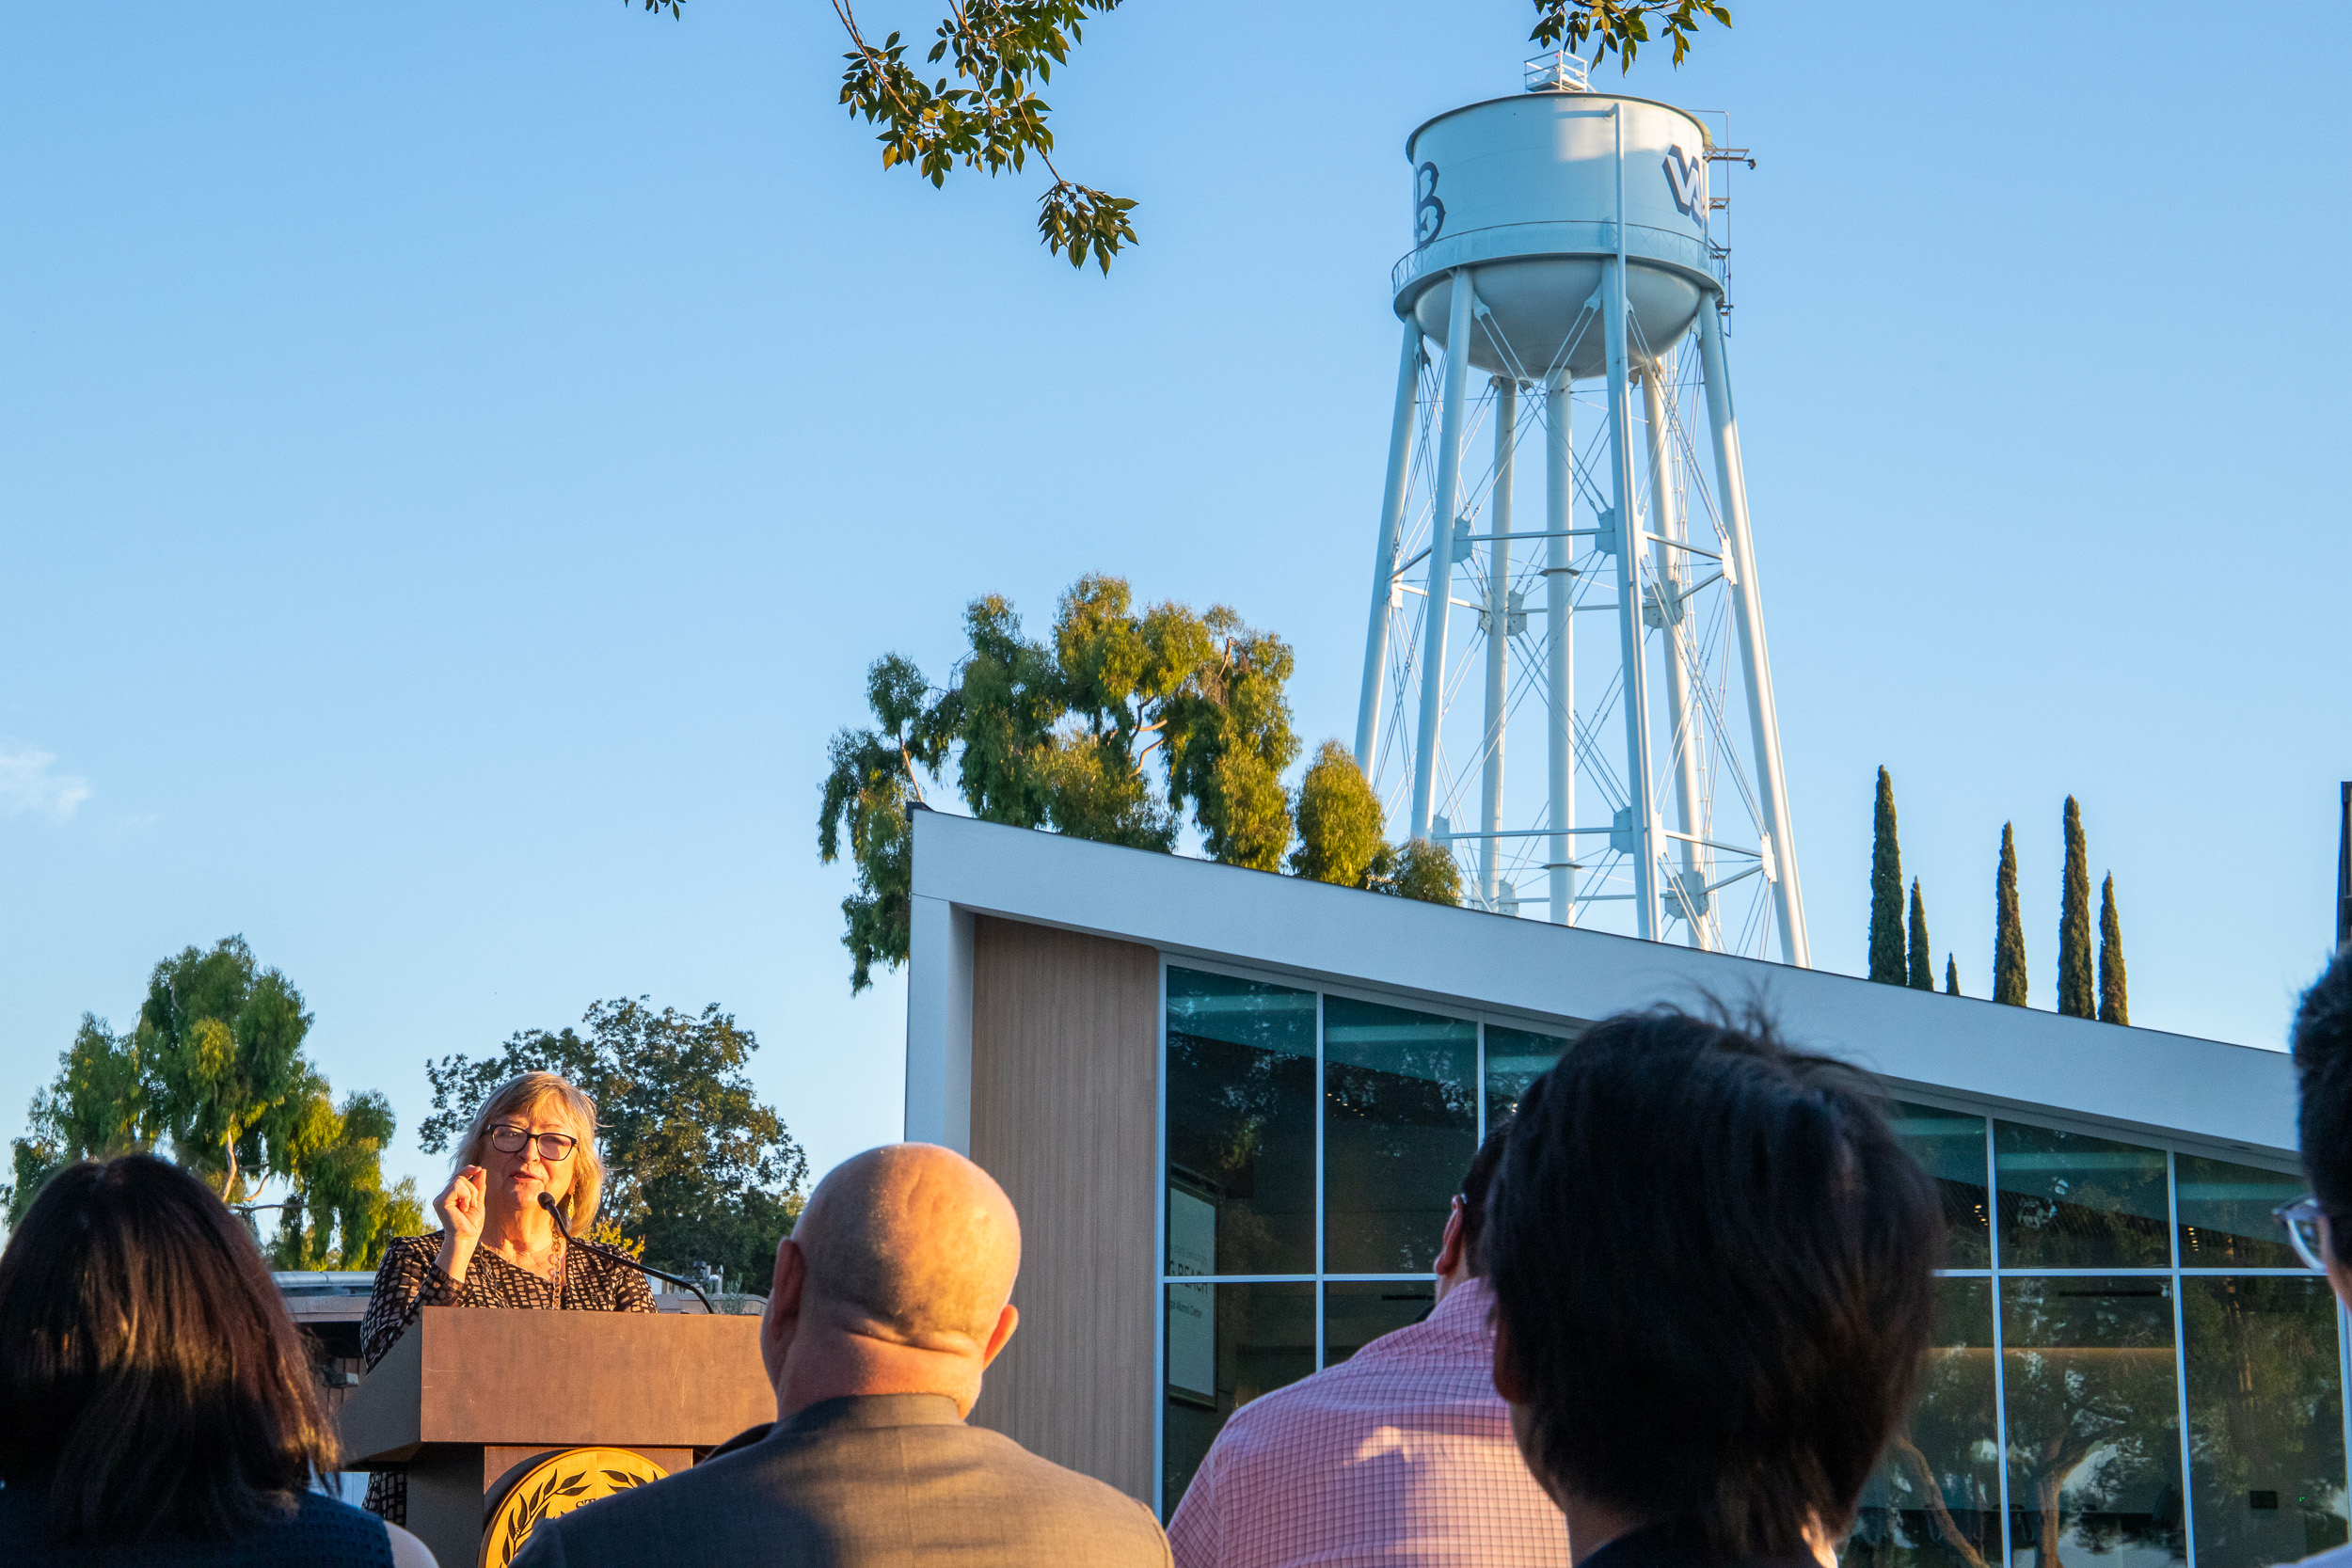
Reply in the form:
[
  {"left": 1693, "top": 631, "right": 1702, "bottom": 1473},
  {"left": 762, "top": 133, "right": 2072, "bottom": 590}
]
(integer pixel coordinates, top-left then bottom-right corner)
[
  {"left": 1409, "top": 271, "right": 1479, "bottom": 841},
  {"left": 1545, "top": 369, "right": 1575, "bottom": 925},
  {"left": 1695, "top": 298, "right": 1809, "bottom": 966},
  {"left": 1641, "top": 359, "right": 1709, "bottom": 947},
  {"left": 1480, "top": 376, "right": 1516, "bottom": 911},
  {"left": 1604, "top": 261, "right": 1659, "bottom": 939},
  {"left": 1355, "top": 320, "right": 1424, "bottom": 772}
]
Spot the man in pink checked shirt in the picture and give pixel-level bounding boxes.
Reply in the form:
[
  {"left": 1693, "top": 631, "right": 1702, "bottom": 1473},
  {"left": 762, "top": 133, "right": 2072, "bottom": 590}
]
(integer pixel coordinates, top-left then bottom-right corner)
[{"left": 1165, "top": 1122, "right": 1570, "bottom": 1568}]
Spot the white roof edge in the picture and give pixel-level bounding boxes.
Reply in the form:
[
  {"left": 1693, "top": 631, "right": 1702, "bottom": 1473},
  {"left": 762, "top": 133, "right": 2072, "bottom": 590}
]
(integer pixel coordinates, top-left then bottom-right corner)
[{"left": 912, "top": 810, "right": 2298, "bottom": 1158}]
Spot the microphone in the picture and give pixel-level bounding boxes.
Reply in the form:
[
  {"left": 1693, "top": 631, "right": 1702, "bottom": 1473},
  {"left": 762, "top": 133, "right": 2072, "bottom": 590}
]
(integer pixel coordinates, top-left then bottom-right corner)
[{"left": 538, "top": 1192, "right": 718, "bottom": 1317}]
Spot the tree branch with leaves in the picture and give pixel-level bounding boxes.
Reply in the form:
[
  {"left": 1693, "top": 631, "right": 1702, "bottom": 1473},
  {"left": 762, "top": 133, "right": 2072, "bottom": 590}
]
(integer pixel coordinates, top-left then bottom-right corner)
[
  {"left": 831, "top": 0, "right": 1136, "bottom": 271},
  {"left": 1529, "top": 0, "right": 1731, "bottom": 69},
  {"left": 624, "top": 1, "right": 1728, "bottom": 273}
]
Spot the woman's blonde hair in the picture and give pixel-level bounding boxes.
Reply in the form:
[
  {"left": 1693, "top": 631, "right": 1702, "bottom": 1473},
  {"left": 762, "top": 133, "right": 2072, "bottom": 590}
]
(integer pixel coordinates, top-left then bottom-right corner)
[{"left": 453, "top": 1072, "right": 606, "bottom": 1232}]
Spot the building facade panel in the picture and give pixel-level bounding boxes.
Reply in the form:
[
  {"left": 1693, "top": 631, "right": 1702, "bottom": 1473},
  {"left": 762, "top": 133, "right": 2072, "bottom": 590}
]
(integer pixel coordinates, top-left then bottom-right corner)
[{"left": 966, "top": 914, "right": 1160, "bottom": 1503}]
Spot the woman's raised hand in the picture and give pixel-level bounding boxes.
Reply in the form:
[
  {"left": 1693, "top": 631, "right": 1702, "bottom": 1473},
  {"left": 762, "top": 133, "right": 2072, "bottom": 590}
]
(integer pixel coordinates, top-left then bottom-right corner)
[
  {"left": 432, "top": 1166, "right": 487, "bottom": 1281},
  {"left": 436, "top": 1166, "right": 486, "bottom": 1241}
]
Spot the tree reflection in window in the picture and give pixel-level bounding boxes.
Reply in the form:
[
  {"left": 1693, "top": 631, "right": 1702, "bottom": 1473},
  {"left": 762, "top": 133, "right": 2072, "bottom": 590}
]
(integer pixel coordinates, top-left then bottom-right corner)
[
  {"left": 2176, "top": 1156, "right": 2307, "bottom": 1270},
  {"left": 1850, "top": 1278, "right": 2001, "bottom": 1568},
  {"left": 2183, "top": 1275, "right": 2350, "bottom": 1568},
  {"left": 1996, "top": 1124, "right": 2171, "bottom": 1270},
  {"left": 1485, "top": 1023, "right": 1571, "bottom": 1127},
  {"left": 2002, "top": 1276, "right": 2185, "bottom": 1568},
  {"left": 1165, "top": 969, "right": 1317, "bottom": 1275},
  {"left": 1888, "top": 1102, "right": 1994, "bottom": 1269},
  {"left": 1322, "top": 995, "right": 1477, "bottom": 1274}
]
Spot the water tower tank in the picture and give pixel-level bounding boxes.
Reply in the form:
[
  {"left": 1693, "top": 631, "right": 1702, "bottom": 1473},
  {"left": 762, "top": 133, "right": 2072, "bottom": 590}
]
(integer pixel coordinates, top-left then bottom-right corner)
[{"left": 1395, "top": 86, "right": 1717, "bottom": 381}]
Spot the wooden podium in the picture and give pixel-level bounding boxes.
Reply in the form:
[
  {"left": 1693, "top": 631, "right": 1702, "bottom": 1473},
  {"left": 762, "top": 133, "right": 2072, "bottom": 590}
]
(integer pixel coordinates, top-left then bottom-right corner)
[{"left": 340, "top": 1307, "right": 774, "bottom": 1568}]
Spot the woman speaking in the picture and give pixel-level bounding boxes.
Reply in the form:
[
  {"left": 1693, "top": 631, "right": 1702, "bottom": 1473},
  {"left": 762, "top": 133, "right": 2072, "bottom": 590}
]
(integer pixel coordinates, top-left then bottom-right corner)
[{"left": 358, "top": 1071, "right": 654, "bottom": 1523}]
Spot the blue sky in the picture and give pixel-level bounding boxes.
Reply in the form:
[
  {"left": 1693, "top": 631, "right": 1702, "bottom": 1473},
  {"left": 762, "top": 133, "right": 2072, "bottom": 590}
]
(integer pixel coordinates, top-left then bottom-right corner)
[{"left": 4, "top": 1, "right": 2346, "bottom": 1205}]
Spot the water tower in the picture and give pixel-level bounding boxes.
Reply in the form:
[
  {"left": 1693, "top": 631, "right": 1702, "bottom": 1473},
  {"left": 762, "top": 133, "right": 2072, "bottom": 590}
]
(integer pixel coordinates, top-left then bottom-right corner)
[{"left": 1350, "top": 54, "right": 1810, "bottom": 964}]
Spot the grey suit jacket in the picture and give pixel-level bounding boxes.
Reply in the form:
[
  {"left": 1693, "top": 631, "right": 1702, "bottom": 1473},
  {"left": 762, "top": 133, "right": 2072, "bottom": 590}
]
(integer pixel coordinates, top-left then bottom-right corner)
[{"left": 511, "top": 1393, "right": 1171, "bottom": 1568}]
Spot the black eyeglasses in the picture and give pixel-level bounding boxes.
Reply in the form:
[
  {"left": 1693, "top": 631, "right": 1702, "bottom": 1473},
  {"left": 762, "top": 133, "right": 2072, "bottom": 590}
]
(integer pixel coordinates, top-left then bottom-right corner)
[{"left": 487, "top": 1125, "right": 579, "bottom": 1162}]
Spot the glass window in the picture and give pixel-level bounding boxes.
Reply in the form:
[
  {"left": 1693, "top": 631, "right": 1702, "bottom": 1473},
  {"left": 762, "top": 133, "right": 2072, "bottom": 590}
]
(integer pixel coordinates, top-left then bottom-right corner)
[
  {"left": 2001, "top": 1275, "right": 2185, "bottom": 1568},
  {"left": 1322, "top": 996, "right": 1478, "bottom": 1274},
  {"left": 1888, "top": 1102, "right": 1993, "bottom": 1270},
  {"left": 1323, "top": 1279, "right": 1437, "bottom": 1367},
  {"left": 1995, "top": 1122, "right": 2172, "bottom": 1270},
  {"left": 1485, "top": 1023, "right": 1572, "bottom": 1127},
  {"left": 1162, "top": 1280, "right": 1313, "bottom": 1519},
  {"left": 2177, "top": 1155, "right": 2307, "bottom": 1270},
  {"left": 1847, "top": 1278, "right": 2001, "bottom": 1568},
  {"left": 1167, "top": 969, "right": 1317, "bottom": 1275},
  {"left": 2184, "top": 1275, "right": 2350, "bottom": 1568}
]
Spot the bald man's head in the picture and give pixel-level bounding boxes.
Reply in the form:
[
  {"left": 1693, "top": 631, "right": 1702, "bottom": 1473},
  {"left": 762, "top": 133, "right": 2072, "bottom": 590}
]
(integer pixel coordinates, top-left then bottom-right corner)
[{"left": 791, "top": 1145, "right": 1022, "bottom": 1354}]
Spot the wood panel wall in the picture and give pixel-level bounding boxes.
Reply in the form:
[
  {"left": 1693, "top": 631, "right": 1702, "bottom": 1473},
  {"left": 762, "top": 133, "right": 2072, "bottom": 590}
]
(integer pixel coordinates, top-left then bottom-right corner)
[{"left": 967, "top": 915, "right": 1160, "bottom": 1503}]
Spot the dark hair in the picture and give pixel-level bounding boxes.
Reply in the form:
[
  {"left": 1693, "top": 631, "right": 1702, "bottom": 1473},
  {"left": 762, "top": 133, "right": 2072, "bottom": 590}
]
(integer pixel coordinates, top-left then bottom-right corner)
[
  {"left": 1457, "top": 1115, "right": 1511, "bottom": 1277},
  {"left": 2294, "top": 948, "right": 2352, "bottom": 1223},
  {"left": 1486, "top": 1007, "right": 1941, "bottom": 1562},
  {"left": 0, "top": 1155, "right": 339, "bottom": 1545}
]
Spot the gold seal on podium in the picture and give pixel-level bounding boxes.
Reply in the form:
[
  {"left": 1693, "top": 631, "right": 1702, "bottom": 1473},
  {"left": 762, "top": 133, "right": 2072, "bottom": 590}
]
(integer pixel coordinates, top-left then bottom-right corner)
[{"left": 481, "top": 1447, "right": 667, "bottom": 1567}]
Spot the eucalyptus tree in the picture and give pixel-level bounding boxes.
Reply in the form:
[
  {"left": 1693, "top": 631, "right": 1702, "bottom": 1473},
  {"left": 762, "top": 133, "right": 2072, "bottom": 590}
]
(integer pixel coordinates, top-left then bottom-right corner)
[
  {"left": 820, "top": 575, "right": 1317, "bottom": 991},
  {"left": 6, "top": 939, "right": 412, "bottom": 1265},
  {"left": 139, "top": 937, "right": 314, "bottom": 1203}
]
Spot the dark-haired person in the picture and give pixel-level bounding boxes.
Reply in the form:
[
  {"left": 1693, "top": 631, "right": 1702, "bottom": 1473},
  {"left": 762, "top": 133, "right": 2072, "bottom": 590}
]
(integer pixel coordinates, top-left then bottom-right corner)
[
  {"left": 1485, "top": 1008, "right": 1942, "bottom": 1568},
  {"left": 0, "top": 1155, "right": 436, "bottom": 1566},
  {"left": 2276, "top": 948, "right": 2352, "bottom": 1568},
  {"left": 1166, "top": 1118, "right": 1569, "bottom": 1568},
  {"left": 357, "top": 1071, "right": 653, "bottom": 1522}
]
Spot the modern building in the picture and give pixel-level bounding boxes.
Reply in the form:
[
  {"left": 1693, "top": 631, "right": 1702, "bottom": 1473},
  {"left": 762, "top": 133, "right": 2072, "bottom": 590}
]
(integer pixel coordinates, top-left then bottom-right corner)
[{"left": 903, "top": 807, "right": 2343, "bottom": 1568}]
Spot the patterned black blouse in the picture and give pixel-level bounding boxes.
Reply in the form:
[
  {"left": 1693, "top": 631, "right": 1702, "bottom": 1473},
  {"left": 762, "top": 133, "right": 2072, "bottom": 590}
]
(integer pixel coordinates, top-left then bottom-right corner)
[{"left": 358, "top": 1230, "right": 655, "bottom": 1521}]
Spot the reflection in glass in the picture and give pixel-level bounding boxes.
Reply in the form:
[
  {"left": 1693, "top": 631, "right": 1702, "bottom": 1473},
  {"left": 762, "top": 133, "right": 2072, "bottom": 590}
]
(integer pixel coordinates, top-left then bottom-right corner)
[
  {"left": 1162, "top": 1280, "right": 1314, "bottom": 1519},
  {"left": 1485, "top": 1024, "right": 1572, "bottom": 1127},
  {"left": 1995, "top": 1124, "right": 2171, "bottom": 1270},
  {"left": 1848, "top": 1278, "right": 2000, "bottom": 1568},
  {"left": 2184, "top": 1275, "right": 2350, "bottom": 1568},
  {"left": 2177, "top": 1156, "right": 2308, "bottom": 1270},
  {"left": 1167, "top": 968, "right": 1317, "bottom": 1275},
  {"left": 1324, "top": 1279, "right": 1436, "bottom": 1367},
  {"left": 2001, "top": 1276, "right": 2184, "bottom": 1568},
  {"left": 1888, "top": 1102, "right": 1993, "bottom": 1269},
  {"left": 1323, "top": 996, "right": 1478, "bottom": 1274}
]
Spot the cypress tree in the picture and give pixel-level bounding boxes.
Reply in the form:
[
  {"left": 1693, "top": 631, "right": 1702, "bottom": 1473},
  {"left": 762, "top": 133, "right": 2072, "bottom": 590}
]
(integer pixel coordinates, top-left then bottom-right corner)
[
  {"left": 2058, "top": 797, "right": 2093, "bottom": 1018},
  {"left": 1994, "top": 824, "right": 2027, "bottom": 1006},
  {"left": 1945, "top": 954, "right": 1960, "bottom": 996},
  {"left": 1868, "top": 768, "right": 1906, "bottom": 985},
  {"left": 1906, "top": 879, "right": 1934, "bottom": 990},
  {"left": 2098, "top": 872, "right": 2129, "bottom": 1025}
]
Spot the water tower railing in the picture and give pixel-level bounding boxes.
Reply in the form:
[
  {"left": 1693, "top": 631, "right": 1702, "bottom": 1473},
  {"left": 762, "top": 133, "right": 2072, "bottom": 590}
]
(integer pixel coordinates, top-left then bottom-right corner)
[
  {"left": 1523, "top": 51, "right": 1592, "bottom": 93},
  {"left": 1390, "top": 219, "right": 1725, "bottom": 300}
]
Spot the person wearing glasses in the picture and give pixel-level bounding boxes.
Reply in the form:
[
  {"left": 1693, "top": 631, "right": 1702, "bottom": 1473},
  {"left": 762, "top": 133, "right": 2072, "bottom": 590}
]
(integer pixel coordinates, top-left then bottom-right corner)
[
  {"left": 2281, "top": 948, "right": 2352, "bottom": 1294},
  {"left": 2264, "top": 949, "right": 2352, "bottom": 1568},
  {"left": 357, "top": 1071, "right": 655, "bottom": 1524}
]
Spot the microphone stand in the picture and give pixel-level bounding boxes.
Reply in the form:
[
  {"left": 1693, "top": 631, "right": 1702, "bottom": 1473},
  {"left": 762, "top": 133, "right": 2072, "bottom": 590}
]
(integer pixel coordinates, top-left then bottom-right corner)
[{"left": 537, "top": 1193, "right": 717, "bottom": 1316}]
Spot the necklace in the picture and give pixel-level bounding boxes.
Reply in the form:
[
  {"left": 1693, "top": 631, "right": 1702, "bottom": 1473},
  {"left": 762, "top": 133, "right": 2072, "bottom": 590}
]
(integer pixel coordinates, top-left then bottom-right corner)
[{"left": 500, "top": 1232, "right": 564, "bottom": 1282}]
